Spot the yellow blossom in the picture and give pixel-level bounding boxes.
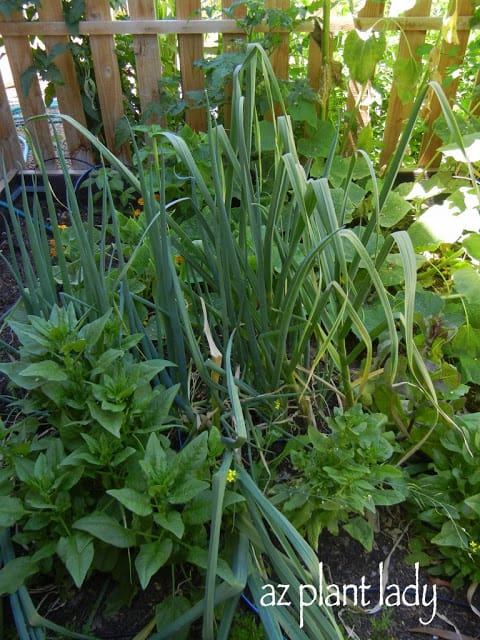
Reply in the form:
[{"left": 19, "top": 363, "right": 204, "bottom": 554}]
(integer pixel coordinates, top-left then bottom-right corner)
[
  {"left": 274, "top": 399, "right": 281, "bottom": 411},
  {"left": 58, "top": 224, "right": 69, "bottom": 230},
  {"left": 137, "top": 197, "right": 145, "bottom": 206},
  {"left": 133, "top": 208, "right": 141, "bottom": 218},
  {"left": 226, "top": 469, "right": 237, "bottom": 483}
]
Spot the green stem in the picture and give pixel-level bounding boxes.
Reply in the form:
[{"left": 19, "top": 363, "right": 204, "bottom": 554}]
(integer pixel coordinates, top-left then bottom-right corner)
[
  {"left": 339, "top": 339, "right": 355, "bottom": 408},
  {"left": 321, "top": 0, "right": 331, "bottom": 120}
]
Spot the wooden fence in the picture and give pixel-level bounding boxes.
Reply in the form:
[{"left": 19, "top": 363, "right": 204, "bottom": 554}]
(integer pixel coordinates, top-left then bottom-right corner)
[{"left": 0, "top": 0, "right": 478, "bottom": 178}]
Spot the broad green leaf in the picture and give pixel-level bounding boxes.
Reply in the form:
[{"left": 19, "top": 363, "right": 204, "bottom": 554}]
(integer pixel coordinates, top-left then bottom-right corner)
[
  {"left": 176, "top": 431, "right": 209, "bottom": 471},
  {"left": 186, "top": 546, "right": 237, "bottom": 586},
  {"left": 343, "top": 516, "right": 374, "bottom": 551},
  {"left": 431, "top": 520, "right": 468, "bottom": 548},
  {"left": 56, "top": 532, "right": 94, "bottom": 588},
  {"left": 155, "top": 595, "right": 191, "bottom": 640},
  {"left": 20, "top": 360, "right": 67, "bottom": 382},
  {"left": 135, "top": 538, "right": 173, "bottom": 590},
  {"left": 357, "top": 123, "right": 374, "bottom": 153},
  {"left": 297, "top": 121, "right": 336, "bottom": 159},
  {"left": 0, "top": 496, "right": 28, "bottom": 528},
  {"left": 111, "top": 447, "right": 137, "bottom": 467},
  {"left": 87, "top": 400, "right": 123, "bottom": 438},
  {"left": 453, "top": 265, "right": 480, "bottom": 301},
  {"left": 464, "top": 494, "right": 480, "bottom": 517},
  {"left": 107, "top": 488, "right": 152, "bottom": 517},
  {"left": 451, "top": 325, "right": 480, "bottom": 357},
  {"left": 140, "top": 433, "right": 167, "bottom": 481},
  {"left": 0, "top": 361, "right": 42, "bottom": 390},
  {"left": 393, "top": 57, "right": 422, "bottom": 104},
  {"left": 344, "top": 30, "right": 386, "bottom": 84},
  {"left": 463, "top": 233, "right": 480, "bottom": 261},
  {"left": 168, "top": 478, "right": 210, "bottom": 504},
  {"left": 0, "top": 557, "right": 38, "bottom": 595},
  {"left": 379, "top": 252, "right": 425, "bottom": 287},
  {"left": 73, "top": 512, "right": 136, "bottom": 548},
  {"left": 135, "top": 359, "right": 174, "bottom": 384},
  {"left": 289, "top": 96, "right": 318, "bottom": 128},
  {"left": 453, "top": 266, "right": 480, "bottom": 328},
  {"left": 441, "top": 133, "right": 480, "bottom": 162},
  {"left": 182, "top": 491, "right": 214, "bottom": 526},
  {"left": 153, "top": 510, "right": 185, "bottom": 538},
  {"left": 379, "top": 191, "right": 412, "bottom": 228},
  {"left": 78, "top": 309, "right": 112, "bottom": 347},
  {"left": 409, "top": 203, "right": 480, "bottom": 249},
  {"left": 456, "top": 356, "right": 480, "bottom": 384}
]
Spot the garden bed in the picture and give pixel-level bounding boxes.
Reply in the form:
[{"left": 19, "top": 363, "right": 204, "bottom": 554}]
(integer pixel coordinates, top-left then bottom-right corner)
[
  {"left": 1, "top": 176, "right": 480, "bottom": 640},
  {"left": 0, "top": 40, "right": 479, "bottom": 639}
]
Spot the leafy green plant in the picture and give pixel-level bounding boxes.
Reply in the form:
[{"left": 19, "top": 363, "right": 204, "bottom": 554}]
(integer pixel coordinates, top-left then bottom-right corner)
[
  {"left": 407, "top": 412, "right": 480, "bottom": 589},
  {"left": 2, "top": 34, "right": 477, "bottom": 639},
  {"left": 273, "top": 405, "right": 408, "bottom": 551},
  {"left": 0, "top": 304, "right": 195, "bottom": 590}
]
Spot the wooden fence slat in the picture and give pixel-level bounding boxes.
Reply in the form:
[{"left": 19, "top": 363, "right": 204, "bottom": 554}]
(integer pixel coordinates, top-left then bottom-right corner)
[
  {"left": 130, "top": 0, "right": 163, "bottom": 123},
  {"left": 0, "top": 16, "right": 476, "bottom": 37},
  {"left": 267, "top": 0, "right": 290, "bottom": 80},
  {"left": 347, "top": 0, "right": 386, "bottom": 132},
  {"left": 0, "top": 68, "right": 23, "bottom": 175},
  {"left": 84, "top": 0, "right": 126, "bottom": 155},
  {"left": 176, "top": 0, "right": 206, "bottom": 131},
  {"left": 37, "top": 0, "right": 91, "bottom": 162},
  {"left": 418, "top": 0, "right": 474, "bottom": 167},
  {"left": 0, "top": 11, "right": 55, "bottom": 161},
  {"left": 222, "top": 0, "right": 246, "bottom": 129},
  {"left": 0, "top": 5, "right": 478, "bottom": 170},
  {"left": 380, "top": 0, "right": 432, "bottom": 166}
]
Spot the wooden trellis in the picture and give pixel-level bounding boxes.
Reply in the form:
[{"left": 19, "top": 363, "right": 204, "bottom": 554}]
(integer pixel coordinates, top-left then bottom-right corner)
[{"left": 0, "top": 0, "right": 478, "bottom": 177}]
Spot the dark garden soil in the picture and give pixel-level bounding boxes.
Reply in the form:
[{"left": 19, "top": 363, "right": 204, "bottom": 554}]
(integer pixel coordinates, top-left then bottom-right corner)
[{"left": 1, "top": 185, "right": 480, "bottom": 640}]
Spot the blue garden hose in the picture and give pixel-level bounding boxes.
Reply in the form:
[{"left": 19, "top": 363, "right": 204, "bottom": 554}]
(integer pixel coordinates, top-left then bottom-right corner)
[{"left": 0, "top": 200, "right": 53, "bottom": 233}]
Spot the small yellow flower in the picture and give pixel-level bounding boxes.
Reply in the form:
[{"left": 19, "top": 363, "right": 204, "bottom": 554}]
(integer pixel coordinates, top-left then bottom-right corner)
[
  {"left": 174, "top": 254, "right": 184, "bottom": 265},
  {"left": 58, "top": 224, "right": 69, "bottom": 230},
  {"left": 133, "top": 208, "right": 142, "bottom": 218},
  {"left": 49, "top": 238, "right": 56, "bottom": 257},
  {"left": 226, "top": 469, "right": 237, "bottom": 483},
  {"left": 137, "top": 197, "right": 145, "bottom": 206},
  {"left": 469, "top": 540, "right": 480, "bottom": 553},
  {"left": 274, "top": 399, "right": 281, "bottom": 411}
]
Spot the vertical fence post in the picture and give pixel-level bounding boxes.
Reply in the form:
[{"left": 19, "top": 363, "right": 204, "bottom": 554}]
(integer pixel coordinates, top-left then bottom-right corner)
[
  {"left": 0, "top": 68, "right": 23, "bottom": 176},
  {"left": 0, "top": 10, "right": 55, "bottom": 162},
  {"left": 380, "top": 0, "right": 432, "bottom": 167},
  {"left": 222, "top": 0, "right": 246, "bottom": 129},
  {"left": 346, "top": 0, "right": 385, "bottom": 140},
  {"left": 266, "top": 0, "right": 290, "bottom": 80},
  {"left": 176, "top": 0, "right": 207, "bottom": 131},
  {"left": 130, "top": 0, "right": 163, "bottom": 124},
  {"left": 418, "top": 0, "right": 474, "bottom": 167},
  {"left": 84, "top": 0, "right": 127, "bottom": 156},
  {"left": 37, "top": 0, "right": 91, "bottom": 163}
]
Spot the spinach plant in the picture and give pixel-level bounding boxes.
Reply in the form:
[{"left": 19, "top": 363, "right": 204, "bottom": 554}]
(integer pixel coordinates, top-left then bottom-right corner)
[
  {"left": 273, "top": 405, "right": 408, "bottom": 551},
  {"left": 0, "top": 304, "right": 238, "bottom": 596}
]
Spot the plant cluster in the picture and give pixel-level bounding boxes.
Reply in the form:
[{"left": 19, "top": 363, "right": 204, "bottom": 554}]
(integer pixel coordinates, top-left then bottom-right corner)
[
  {"left": 273, "top": 406, "right": 408, "bottom": 552},
  {"left": 0, "top": 29, "right": 479, "bottom": 640}
]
